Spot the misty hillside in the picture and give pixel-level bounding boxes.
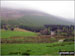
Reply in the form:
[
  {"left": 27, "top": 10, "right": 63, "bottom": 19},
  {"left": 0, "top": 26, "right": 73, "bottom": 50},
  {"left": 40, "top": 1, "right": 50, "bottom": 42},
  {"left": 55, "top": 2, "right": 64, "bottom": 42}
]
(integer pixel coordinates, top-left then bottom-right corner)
[{"left": 1, "top": 8, "right": 74, "bottom": 29}]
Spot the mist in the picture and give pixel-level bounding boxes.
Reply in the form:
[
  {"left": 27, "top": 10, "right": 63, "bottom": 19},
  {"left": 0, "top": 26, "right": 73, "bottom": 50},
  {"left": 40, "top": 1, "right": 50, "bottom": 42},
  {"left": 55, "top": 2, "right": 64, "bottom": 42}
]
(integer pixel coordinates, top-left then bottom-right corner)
[{"left": 1, "top": 1, "right": 74, "bottom": 22}]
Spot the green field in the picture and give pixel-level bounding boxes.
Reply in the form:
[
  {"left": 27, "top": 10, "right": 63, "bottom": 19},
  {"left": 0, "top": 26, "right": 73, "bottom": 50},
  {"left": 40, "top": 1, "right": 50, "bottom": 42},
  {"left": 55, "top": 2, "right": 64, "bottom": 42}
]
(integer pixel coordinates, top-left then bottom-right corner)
[
  {"left": 1, "top": 30, "right": 74, "bottom": 55},
  {"left": 1, "top": 42, "right": 74, "bottom": 55},
  {"left": 1, "top": 30, "right": 37, "bottom": 38}
]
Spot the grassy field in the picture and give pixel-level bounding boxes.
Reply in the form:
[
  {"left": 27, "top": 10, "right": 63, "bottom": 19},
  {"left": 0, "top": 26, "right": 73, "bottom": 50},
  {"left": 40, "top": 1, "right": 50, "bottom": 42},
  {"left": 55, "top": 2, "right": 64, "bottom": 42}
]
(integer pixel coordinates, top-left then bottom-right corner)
[
  {"left": 1, "top": 30, "right": 37, "bottom": 38},
  {"left": 1, "top": 42, "right": 74, "bottom": 55},
  {"left": 1, "top": 30, "right": 74, "bottom": 55}
]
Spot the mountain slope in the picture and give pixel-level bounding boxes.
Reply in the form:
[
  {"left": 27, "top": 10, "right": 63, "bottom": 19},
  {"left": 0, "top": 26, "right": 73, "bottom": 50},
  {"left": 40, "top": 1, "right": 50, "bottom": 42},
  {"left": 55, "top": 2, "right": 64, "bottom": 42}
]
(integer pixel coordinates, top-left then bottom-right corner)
[{"left": 1, "top": 8, "right": 74, "bottom": 29}]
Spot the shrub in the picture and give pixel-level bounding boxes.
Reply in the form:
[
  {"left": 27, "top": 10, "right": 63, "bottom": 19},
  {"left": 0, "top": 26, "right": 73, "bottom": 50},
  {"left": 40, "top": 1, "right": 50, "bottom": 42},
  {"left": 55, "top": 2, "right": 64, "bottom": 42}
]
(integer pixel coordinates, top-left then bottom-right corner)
[{"left": 64, "top": 38, "right": 74, "bottom": 42}]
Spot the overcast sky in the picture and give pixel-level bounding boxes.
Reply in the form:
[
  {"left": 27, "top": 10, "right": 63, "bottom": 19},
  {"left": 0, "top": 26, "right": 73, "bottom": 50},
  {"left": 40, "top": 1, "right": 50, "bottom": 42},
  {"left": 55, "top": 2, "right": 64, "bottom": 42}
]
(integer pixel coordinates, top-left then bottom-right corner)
[{"left": 1, "top": 1, "right": 74, "bottom": 21}]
